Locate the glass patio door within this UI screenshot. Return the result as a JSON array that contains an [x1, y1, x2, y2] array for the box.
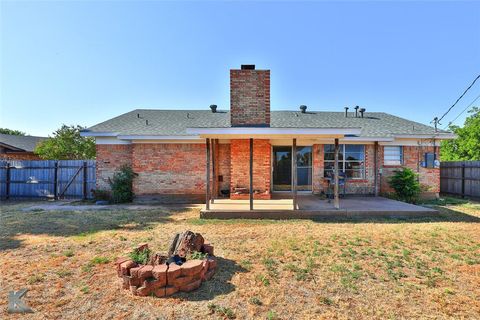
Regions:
[[272, 146, 312, 192]]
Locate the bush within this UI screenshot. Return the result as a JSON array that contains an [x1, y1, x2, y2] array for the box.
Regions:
[[388, 168, 421, 203], [108, 165, 137, 203]]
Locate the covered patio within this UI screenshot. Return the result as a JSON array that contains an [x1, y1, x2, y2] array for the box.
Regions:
[[199, 195, 437, 219]]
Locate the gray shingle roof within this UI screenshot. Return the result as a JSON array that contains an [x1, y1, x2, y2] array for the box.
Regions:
[[0, 134, 46, 152], [84, 109, 449, 138]]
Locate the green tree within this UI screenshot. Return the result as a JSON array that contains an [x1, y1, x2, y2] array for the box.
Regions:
[[0, 128, 26, 136], [441, 107, 480, 161], [34, 125, 95, 159]]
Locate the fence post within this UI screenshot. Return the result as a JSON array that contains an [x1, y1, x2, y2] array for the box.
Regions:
[[461, 163, 465, 198], [53, 161, 58, 200], [6, 162, 10, 200], [83, 161, 88, 200]]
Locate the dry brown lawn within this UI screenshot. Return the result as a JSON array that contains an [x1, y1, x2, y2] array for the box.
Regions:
[[0, 199, 479, 319]]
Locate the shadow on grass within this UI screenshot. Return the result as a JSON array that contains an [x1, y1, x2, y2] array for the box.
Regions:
[[191, 205, 480, 224], [174, 257, 248, 301], [0, 205, 184, 251]]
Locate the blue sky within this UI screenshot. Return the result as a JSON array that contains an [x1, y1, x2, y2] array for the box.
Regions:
[[1, 1, 479, 136]]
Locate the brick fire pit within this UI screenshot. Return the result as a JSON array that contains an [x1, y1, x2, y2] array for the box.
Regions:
[[115, 232, 216, 297]]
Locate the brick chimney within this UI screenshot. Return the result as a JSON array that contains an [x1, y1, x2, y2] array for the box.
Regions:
[[230, 65, 270, 127]]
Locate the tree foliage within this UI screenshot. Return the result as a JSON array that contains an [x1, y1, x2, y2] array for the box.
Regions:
[[388, 168, 421, 203], [441, 107, 480, 161], [0, 128, 26, 136], [34, 125, 95, 160]]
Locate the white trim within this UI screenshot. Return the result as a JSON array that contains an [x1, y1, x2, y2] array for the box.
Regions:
[[95, 137, 131, 145], [80, 131, 119, 137], [117, 135, 201, 140], [394, 133, 456, 139], [187, 127, 362, 137]]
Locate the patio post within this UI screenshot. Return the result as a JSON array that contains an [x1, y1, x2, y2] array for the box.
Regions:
[[374, 141, 379, 196], [334, 138, 340, 209], [205, 138, 210, 210], [249, 138, 254, 211], [292, 138, 297, 210], [211, 139, 216, 204]]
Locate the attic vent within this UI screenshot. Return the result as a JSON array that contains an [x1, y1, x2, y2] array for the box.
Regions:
[[344, 107, 349, 118], [241, 64, 255, 70], [299, 105, 307, 113], [210, 104, 217, 113], [354, 106, 360, 118]]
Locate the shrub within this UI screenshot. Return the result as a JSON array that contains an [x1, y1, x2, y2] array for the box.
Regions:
[[388, 168, 421, 203], [108, 165, 137, 203]]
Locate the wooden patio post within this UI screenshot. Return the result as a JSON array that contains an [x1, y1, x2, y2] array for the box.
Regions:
[[374, 141, 379, 196], [334, 138, 340, 209], [211, 139, 216, 204], [205, 138, 211, 210], [249, 138, 254, 211], [292, 138, 297, 210]]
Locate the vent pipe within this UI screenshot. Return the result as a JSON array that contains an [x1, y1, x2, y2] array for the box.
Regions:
[[359, 108, 366, 118], [300, 105, 307, 113], [210, 104, 217, 113], [344, 107, 349, 118], [354, 106, 360, 118]]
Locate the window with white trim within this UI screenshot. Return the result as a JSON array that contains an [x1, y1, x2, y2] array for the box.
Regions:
[[384, 146, 403, 165], [324, 144, 365, 179]]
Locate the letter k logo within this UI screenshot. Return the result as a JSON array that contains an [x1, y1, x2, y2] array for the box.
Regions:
[[8, 289, 33, 313]]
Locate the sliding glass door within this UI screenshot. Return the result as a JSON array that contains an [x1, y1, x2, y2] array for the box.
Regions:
[[272, 146, 312, 192]]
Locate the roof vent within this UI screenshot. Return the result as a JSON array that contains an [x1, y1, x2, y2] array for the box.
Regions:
[[300, 105, 307, 113], [241, 64, 255, 70], [354, 106, 360, 118], [359, 108, 366, 118], [210, 104, 217, 113], [344, 106, 349, 118]]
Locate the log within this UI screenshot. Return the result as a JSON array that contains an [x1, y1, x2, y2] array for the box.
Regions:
[[168, 231, 205, 258]]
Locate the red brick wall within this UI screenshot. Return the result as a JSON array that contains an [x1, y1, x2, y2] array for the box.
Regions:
[[96, 144, 132, 190], [132, 143, 206, 195], [380, 145, 440, 197], [230, 139, 271, 199], [0, 152, 42, 160], [230, 69, 270, 127], [216, 143, 231, 195]]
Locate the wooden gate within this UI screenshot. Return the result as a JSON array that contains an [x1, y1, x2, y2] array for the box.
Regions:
[[0, 160, 95, 200]]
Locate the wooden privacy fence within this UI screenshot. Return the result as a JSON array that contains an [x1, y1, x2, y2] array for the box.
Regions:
[[440, 161, 480, 199], [0, 160, 95, 200]]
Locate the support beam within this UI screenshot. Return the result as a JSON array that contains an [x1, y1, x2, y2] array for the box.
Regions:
[[211, 139, 216, 204], [374, 141, 379, 196], [249, 138, 254, 211], [205, 138, 210, 210], [292, 138, 297, 210], [334, 138, 340, 209]]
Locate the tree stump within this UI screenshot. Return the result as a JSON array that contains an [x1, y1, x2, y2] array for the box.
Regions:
[[168, 231, 205, 258]]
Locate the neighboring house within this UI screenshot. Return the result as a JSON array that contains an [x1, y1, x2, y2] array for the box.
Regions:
[[0, 133, 46, 160], [82, 65, 454, 201]]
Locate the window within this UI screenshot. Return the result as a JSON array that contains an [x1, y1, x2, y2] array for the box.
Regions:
[[384, 146, 403, 165], [324, 144, 365, 179]]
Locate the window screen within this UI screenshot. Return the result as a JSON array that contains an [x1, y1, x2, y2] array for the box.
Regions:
[[384, 146, 403, 165]]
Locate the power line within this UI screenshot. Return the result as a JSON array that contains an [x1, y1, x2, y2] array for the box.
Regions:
[[437, 74, 480, 123], [442, 93, 480, 129]]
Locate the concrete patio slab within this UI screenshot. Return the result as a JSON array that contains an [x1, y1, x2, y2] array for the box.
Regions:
[[200, 196, 438, 219]]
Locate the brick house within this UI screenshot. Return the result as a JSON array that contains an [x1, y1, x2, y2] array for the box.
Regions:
[[82, 65, 454, 204], [0, 133, 45, 160]]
